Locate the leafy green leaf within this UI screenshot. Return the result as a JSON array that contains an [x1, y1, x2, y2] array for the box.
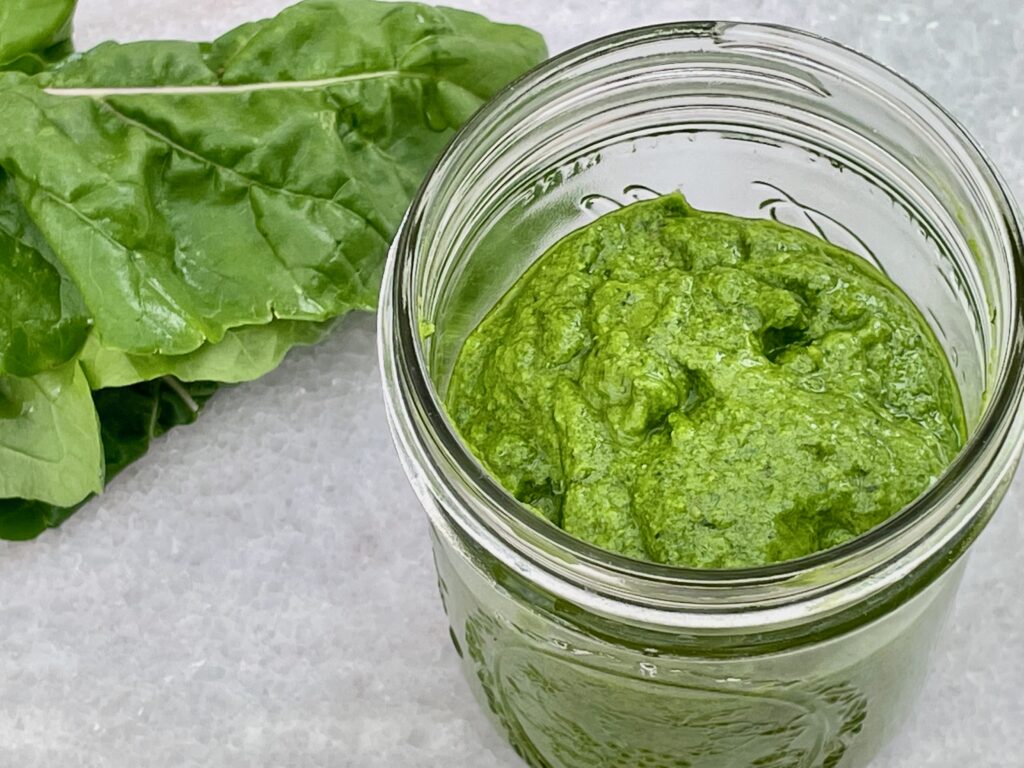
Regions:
[[0, 362, 102, 506], [81, 319, 335, 388], [1, 39, 74, 76], [92, 377, 219, 478], [0, 0, 546, 539], [0, 0, 545, 357], [0, 172, 90, 376], [0, 498, 71, 540], [0, 377, 218, 540], [0, 0, 76, 69]]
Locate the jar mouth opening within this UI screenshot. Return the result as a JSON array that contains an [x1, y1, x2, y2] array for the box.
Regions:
[[386, 21, 1024, 592]]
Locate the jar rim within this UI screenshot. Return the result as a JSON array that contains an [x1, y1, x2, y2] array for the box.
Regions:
[[381, 20, 1024, 622]]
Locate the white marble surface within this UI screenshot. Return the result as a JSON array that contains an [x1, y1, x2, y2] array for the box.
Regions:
[[2, 1, 1021, 766]]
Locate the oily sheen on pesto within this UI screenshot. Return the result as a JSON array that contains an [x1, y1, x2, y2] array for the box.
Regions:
[[447, 193, 965, 568]]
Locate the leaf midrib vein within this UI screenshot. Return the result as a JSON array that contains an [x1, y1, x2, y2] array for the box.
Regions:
[[43, 69, 429, 97]]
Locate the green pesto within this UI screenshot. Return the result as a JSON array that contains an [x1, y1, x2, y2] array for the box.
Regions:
[[446, 193, 965, 568]]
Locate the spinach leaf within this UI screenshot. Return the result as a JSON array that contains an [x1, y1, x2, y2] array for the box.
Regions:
[[93, 378, 219, 478], [0, 0, 545, 358], [0, 0, 546, 539], [0, 378, 218, 540], [1, 39, 75, 76], [0, 362, 102, 506], [0, 172, 89, 377], [0, 2, 86, 378], [81, 320, 335, 388], [0, 0, 76, 71]]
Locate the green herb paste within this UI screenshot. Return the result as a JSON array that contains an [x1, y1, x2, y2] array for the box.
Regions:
[[446, 193, 965, 568]]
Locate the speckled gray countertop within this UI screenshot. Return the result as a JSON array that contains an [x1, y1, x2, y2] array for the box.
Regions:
[[1, 1, 1020, 766]]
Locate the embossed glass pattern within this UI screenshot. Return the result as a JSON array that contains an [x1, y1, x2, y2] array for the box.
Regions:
[[380, 22, 1024, 768]]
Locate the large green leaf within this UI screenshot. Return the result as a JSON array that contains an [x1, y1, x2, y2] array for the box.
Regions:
[[0, 172, 89, 376], [0, 362, 102, 506], [0, 378, 218, 540], [0, 0, 546, 358], [81, 319, 335, 388], [0, 0, 76, 70], [0, 0, 545, 539]]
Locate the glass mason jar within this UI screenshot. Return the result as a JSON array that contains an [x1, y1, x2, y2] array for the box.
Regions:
[[379, 22, 1024, 768]]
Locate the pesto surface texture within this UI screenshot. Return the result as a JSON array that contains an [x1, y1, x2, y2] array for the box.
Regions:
[[446, 193, 965, 568]]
